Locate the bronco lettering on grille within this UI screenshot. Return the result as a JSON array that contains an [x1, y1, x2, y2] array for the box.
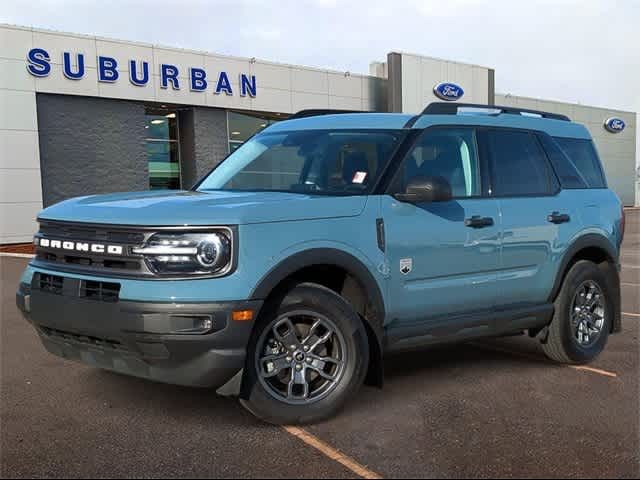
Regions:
[[36, 237, 124, 256]]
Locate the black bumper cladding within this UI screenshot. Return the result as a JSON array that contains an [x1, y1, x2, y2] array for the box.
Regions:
[[16, 275, 262, 388]]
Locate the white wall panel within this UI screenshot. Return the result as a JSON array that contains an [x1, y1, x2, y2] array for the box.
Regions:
[[0, 169, 42, 203], [251, 62, 291, 91], [0, 58, 36, 91], [292, 91, 329, 111], [0, 203, 40, 243], [291, 68, 328, 95], [0, 130, 39, 169], [328, 73, 362, 99], [0, 90, 38, 131], [0, 25, 33, 61]]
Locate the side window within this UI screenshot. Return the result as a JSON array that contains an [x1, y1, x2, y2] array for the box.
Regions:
[[553, 137, 606, 188], [537, 134, 588, 189], [395, 127, 481, 198], [487, 130, 557, 196]]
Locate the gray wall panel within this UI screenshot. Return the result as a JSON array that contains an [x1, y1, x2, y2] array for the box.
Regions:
[[191, 107, 229, 186], [36, 93, 147, 207]]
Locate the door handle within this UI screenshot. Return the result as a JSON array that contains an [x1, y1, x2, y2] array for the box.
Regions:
[[547, 211, 571, 224], [464, 216, 494, 228]]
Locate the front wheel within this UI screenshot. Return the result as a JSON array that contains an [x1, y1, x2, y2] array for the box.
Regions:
[[542, 260, 613, 364], [240, 283, 369, 425]]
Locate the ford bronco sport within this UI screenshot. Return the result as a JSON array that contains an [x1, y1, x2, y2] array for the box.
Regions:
[[17, 102, 624, 425]]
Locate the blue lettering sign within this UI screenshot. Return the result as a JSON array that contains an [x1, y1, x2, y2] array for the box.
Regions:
[[161, 64, 180, 90], [215, 71, 233, 95], [25, 47, 258, 98], [129, 60, 149, 86], [98, 56, 119, 82], [26, 48, 51, 77], [240, 74, 256, 97], [190, 68, 207, 92], [62, 52, 85, 80]]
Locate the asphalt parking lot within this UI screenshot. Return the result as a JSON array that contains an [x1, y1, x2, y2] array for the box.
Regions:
[[1, 210, 638, 478]]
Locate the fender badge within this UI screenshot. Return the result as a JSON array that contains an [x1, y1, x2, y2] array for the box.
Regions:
[[400, 258, 413, 275]]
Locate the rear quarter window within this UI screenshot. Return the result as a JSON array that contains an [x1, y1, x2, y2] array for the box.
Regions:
[[553, 137, 607, 188]]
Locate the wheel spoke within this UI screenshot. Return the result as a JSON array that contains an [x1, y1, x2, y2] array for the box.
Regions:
[[272, 318, 300, 350], [307, 354, 342, 381], [287, 367, 309, 400], [261, 354, 291, 378], [308, 330, 333, 352], [301, 320, 323, 345], [585, 292, 598, 309]]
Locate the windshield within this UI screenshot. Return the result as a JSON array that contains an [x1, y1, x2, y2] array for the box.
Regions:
[[196, 129, 405, 195]]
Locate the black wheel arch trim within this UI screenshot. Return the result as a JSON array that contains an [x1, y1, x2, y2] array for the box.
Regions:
[[249, 248, 386, 342], [548, 233, 621, 333]]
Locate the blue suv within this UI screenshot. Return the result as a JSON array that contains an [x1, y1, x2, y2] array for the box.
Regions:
[[16, 103, 624, 424]]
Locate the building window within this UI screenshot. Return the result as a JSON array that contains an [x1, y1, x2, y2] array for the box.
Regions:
[[146, 108, 181, 189], [228, 111, 283, 153]]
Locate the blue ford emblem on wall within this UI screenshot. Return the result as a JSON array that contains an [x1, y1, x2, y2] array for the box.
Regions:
[[604, 117, 625, 133], [434, 82, 464, 101]]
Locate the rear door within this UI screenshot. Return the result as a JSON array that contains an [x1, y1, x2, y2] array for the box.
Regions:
[[484, 128, 574, 306]]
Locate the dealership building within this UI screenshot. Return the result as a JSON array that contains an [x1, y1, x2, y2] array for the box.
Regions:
[[0, 23, 637, 244]]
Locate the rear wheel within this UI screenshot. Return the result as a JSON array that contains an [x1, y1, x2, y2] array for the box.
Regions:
[[241, 283, 369, 425], [542, 260, 613, 364]]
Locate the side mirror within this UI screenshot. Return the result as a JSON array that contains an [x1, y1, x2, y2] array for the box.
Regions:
[[394, 176, 453, 203]]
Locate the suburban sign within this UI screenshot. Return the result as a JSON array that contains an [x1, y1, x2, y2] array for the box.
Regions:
[[26, 48, 257, 97]]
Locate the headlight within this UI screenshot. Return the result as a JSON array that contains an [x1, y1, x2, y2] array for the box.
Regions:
[[133, 231, 232, 276]]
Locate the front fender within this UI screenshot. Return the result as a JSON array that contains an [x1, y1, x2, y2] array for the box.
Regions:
[[250, 245, 387, 337]]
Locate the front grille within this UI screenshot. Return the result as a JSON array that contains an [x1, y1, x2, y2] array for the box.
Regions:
[[80, 280, 121, 303], [33, 273, 121, 302], [39, 326, 129, 352], [38, 273, 64, 294], [39, 222, 145, 244], [34, 220, 150, 276]]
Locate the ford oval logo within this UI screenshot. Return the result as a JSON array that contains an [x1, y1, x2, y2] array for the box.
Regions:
[[604, 117, 625, 133], [434, 82, 464, 101]]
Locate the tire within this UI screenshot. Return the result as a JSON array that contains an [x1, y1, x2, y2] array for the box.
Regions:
[[542, 260, 613, 364], [240, 283, 369, 425]]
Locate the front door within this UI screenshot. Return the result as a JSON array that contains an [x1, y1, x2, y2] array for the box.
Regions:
[[382, 127, 501, 327]]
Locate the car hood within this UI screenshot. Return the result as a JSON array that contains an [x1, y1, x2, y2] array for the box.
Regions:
[[37, 190, 368, 226]]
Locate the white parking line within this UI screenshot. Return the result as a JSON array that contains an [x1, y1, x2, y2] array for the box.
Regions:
[[470, 343, 618, 378], [571, 366, 617, 377], [0, 252, 35, 259], [283, 426, 383, 479]]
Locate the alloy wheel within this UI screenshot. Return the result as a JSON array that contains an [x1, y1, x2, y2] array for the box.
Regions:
[[255, 310, 347, 405]]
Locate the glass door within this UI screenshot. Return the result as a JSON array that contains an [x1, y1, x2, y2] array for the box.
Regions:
[[145, 108, 181, 189]]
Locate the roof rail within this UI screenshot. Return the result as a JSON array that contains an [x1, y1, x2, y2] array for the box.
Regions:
[[289, 109, 363, 120], [422, 102, 571, 122]]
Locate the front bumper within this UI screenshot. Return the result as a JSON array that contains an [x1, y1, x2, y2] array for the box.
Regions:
[[16, 277, 262, 388]]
